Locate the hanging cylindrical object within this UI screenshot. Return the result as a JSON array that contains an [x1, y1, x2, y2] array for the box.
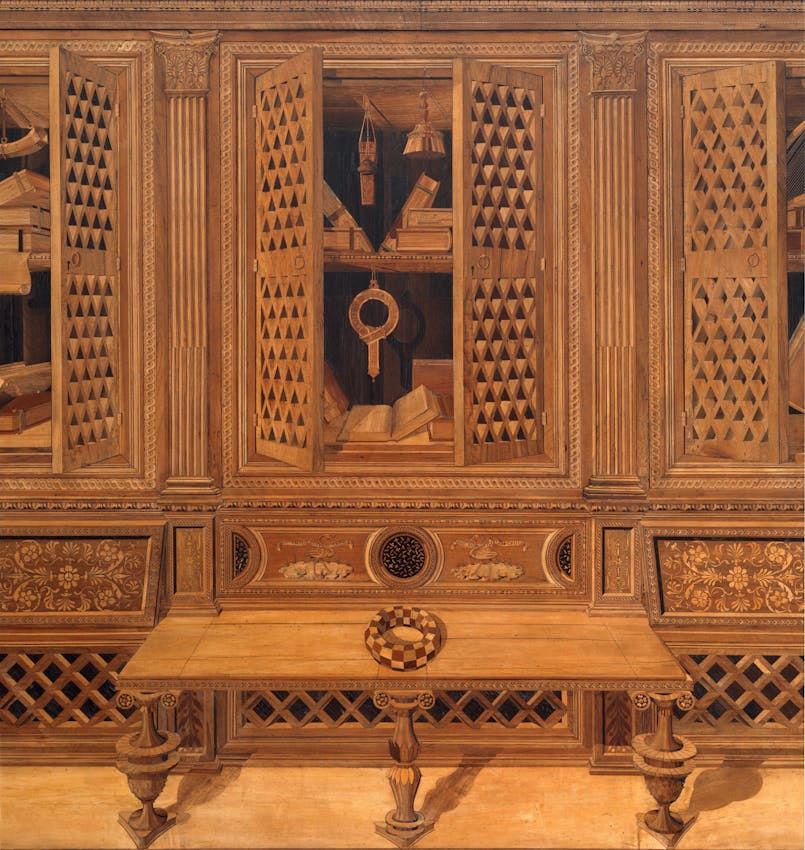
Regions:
[[358, 97, 377, 206], [403, 87, 445, 161]]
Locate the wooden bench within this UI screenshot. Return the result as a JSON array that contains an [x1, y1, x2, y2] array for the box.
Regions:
[[114, 605, 696, 849]]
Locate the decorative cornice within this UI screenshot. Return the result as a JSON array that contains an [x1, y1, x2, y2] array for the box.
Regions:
[[152, 30, 220, 95], [0, 1, 801, 12], [580, 31, 646, 91]]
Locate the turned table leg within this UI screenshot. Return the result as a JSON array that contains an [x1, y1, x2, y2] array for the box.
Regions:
[[373, 690, 435, 848], [631, 691, 698, 848], [115, 691, 182, 849]]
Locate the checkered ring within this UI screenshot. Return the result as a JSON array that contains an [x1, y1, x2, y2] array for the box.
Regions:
[[364, 606, 444, 671]]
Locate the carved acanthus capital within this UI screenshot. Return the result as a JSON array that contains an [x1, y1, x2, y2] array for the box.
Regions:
[[581, 31, 647, 92], [152, 30, 220, 95]]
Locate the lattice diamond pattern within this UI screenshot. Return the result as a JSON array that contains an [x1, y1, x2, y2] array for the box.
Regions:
[[64, 72, 115, 251], [241, 689, 568, 730], [257, 273, 309, 449], [469, 276, 540, 447], [689, 276, 769, 446], [470, 80, 538, 250], [0, 651, 136, 728], [675, 654, 803, 731], [257, 76, 308, 253], [64, 274, 117, 451], [687, 82, 767, 255]]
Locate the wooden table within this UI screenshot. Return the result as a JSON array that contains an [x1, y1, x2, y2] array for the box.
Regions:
[[114, 605, 693, 849]]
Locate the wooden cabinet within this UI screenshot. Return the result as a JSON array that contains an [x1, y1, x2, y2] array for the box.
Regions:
[[0, 46, 145, 476], [245, 49, 558, 472]]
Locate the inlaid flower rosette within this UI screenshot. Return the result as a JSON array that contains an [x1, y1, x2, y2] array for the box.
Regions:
[[657, 539, 804, 615], [0, 538, 147, 613]]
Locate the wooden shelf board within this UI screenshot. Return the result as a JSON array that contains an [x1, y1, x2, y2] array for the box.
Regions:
[[325, 252, 452, 274]]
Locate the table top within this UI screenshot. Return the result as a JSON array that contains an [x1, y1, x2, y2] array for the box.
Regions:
[[116, 604, 689, 692]]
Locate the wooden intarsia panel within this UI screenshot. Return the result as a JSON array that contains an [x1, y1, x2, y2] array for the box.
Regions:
[[0, 650, 136, 728], [656, 538, 803, 615], [675, 654, 803, 732], [468, 276, 541, 453], [241, 688, 569, 731], [0, 538, 151, 616], [682, 61, 786, 461], [53, 48, 121, 471], [457, 61, 544, 464], [254, 48, 323, 471]]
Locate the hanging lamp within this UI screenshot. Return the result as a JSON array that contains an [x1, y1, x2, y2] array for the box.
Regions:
[[403, 76, 445, 161]]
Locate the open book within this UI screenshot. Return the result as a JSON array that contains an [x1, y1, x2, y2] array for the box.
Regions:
[[337, 384, 441, 443]]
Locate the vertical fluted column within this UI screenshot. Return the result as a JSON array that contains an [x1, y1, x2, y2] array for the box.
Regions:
[[154, 30, 219, 491], [582, 33, 646, 497], [154, 31, 220, 615]]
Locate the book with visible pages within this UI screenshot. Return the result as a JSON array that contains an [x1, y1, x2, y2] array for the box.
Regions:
[[0, 169, 50, 208], [0, 230, 50, 253], [336, 384, 441, 443], [380, 173, 439, 252], [0, 206, 51, 230], [402, 207, 452, 228], [322, 180, 373, 253]]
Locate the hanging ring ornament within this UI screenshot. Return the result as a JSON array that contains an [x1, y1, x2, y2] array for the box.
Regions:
[[348, 274, 400, 380]]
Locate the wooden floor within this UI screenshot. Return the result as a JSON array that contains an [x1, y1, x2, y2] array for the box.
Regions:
[[1, 763, 801, 849]]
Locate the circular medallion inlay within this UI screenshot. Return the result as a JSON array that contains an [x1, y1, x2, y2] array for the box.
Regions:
[[365, 526, 443, 589]]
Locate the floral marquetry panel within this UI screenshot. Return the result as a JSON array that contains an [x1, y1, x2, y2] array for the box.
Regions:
[[0, 528, 163, 626], [655, 538, 803, 618]]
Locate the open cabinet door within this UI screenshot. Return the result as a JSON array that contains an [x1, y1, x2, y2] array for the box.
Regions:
[[50, 47, 121, 472], [254, 48, 324, 472], [453, 60, 545, 466], [682, 61, 787, 462]]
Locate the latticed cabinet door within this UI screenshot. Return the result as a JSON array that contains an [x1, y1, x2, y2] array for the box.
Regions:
[[253, 48, 324, 472], [681, 61, 788, 462], [453, 60, 546, 466], [50, 48, 122, 472]]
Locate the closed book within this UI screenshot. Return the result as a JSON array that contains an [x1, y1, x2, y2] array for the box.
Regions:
[[0, 206, 51, 229], [394, 226, 451, 253], [0, 169, 50, 208], [0, 390, 52, 432], [380, 173, 439, 252], [403, 207, 452, 228]]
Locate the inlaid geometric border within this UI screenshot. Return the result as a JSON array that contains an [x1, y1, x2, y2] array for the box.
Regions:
[[0, 39, 157, 492], [219, 39, 580, 495], [645, 38, 804, 492]]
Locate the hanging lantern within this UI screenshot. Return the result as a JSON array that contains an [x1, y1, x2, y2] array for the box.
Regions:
[[358, 97, 377, 206], [403, 86, 445, 161]]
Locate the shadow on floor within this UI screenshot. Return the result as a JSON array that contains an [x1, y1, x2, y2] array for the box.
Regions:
[[686, 762, 764, 815], [420, 750, 497, 825], [168, 765, 243, 825]]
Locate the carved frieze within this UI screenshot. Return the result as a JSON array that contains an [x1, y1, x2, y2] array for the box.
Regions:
[[656, 539, 804, 615]]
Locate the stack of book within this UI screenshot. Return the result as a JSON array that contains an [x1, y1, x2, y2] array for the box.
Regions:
[[0, 169, 50, 295], [380, 173, 451, 254]]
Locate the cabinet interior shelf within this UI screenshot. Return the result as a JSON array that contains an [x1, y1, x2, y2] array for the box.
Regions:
[[324, 252, 452, 274]]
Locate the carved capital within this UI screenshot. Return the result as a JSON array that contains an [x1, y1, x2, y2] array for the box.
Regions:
[[152, 30, 220, 95], [581, 31, 647, 92]]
